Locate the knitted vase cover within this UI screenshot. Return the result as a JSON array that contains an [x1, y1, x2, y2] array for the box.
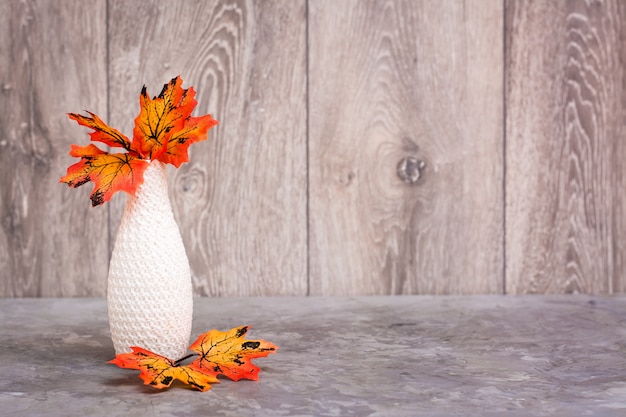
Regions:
[[107, 161, 193, 360]]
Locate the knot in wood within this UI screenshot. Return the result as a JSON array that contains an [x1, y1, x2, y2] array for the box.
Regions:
[[396, 157, 425, 185], [336, 166, 356, 186]]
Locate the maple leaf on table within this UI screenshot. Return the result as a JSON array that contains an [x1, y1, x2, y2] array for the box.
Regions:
[[109, 347, 218, 392], [109, 326, 278, 391], [60, 76, 219, 206], [189, 326, 279, 381]]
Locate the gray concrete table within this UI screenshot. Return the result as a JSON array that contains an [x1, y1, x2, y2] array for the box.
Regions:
[[1, 296, 626, 416]]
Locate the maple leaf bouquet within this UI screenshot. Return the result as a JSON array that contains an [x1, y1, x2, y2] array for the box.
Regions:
[[61, 77, 217, 360]]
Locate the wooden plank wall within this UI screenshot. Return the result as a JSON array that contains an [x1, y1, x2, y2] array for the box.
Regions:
[[0, 0, 624, 297], [106, 0, 308, 297], [506, 0, 626, 294], [308, 0, 504, 295], [0, 0, 110, 297]]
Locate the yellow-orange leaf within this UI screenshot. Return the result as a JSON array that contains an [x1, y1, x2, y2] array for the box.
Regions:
[[60, 144, 149, 207], [68, 112, 133, 151], [109, 326, 278, 391], [62, 76, 218, 206], [131, 76, 218, 165], [158, 113, 219, 168], [109, 347, 218, 392], [189, 326, 279, 381]]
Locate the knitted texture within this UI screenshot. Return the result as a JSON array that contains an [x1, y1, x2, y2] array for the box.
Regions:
[[107, 161, 193, 360]]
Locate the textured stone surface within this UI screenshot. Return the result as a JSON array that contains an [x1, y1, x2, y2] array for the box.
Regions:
[[1, 296, 626, 416]]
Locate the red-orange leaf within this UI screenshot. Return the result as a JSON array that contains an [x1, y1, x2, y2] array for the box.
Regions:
[[188, 326, 279, 381], [109, 347, 218, 392], [60, 144, 149, 207], [158, 113, 219, 167], [62, 76, 218, 206], [68, 112, 133, 151], [131, 76, 218, 164], [109, 326, 278, 391]]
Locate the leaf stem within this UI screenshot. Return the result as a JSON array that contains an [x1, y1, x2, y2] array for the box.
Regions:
[[174, 353, 199, 366]]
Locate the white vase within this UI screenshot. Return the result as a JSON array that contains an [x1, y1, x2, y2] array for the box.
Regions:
[[107, 161, 193, 360]]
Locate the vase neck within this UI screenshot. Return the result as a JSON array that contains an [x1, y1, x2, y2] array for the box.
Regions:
[[134, 161, 169, 202]]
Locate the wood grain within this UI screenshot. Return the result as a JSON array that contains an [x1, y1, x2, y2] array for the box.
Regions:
[[308, 0, 504, 295], [505, 0, 626, 294], [0, 0, 109, 296], [108, 0, 308, 296], [3, 0, 625, 297]]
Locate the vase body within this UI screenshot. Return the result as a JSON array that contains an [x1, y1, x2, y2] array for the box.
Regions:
[[107, 161, 193, 360]]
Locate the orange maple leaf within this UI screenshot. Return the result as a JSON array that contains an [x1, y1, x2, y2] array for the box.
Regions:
[[157, 113, 220, 167], [109, 347, 219, 392], [60, 144, 149, 207], [189, 326, 279, 381], [131, 76, 218, 166], [109, 326, 278, 391], [60, 76, 218, 206], [68, 111, 134, 151]]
